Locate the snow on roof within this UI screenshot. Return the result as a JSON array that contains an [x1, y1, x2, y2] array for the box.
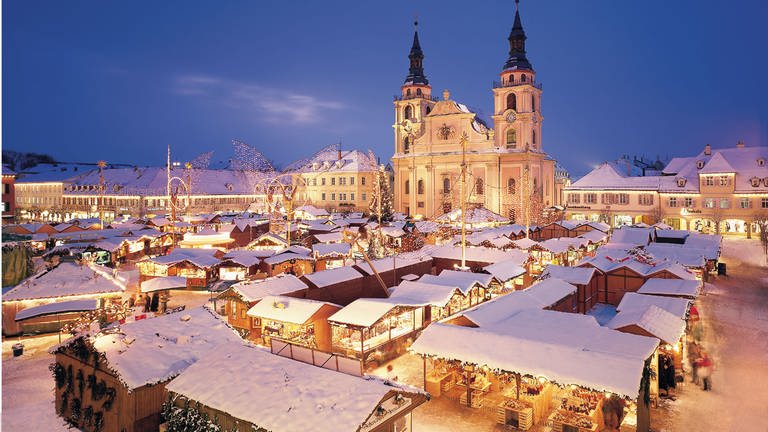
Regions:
[[414, 220, 439, 233], [302, 266, 364, 288], [15, 299, 98, 321], [288, 149, 378, 174], [263, 252, 315, 265], [607, 305, 685, 345], [436, 206, 509, 225], [294, 205, 330, 218], [228, 274, 308, 302], [246, 295, 338, 324], [4, 262, 125, 302], [586, 221, 612, 232], [567, 163, 661, 191], [616, 293, 691, 320], [165, 343, 408, 432], [221, 250, 266, 268], [699, 152, 736, 174], [636, 279, 700, 299], [73, 307, 241, 390], [354, 255, 432, 275], [380, 226, 406, 238], [644, 244, 707, 268], [388, 281, 460, 308], [252, 232, 289, 246], [578, 230, 608, 244], [429, 245, 529, 266], [541, 265, 596, 285], [680, 233, 722, 259], [609, 227, 653, 247], [536, 238, 581, 254], [482, 260, 526, 281], [410, 318, 657, 399], [141, 276, 188, 293], [523, 278, 577, 307], [313, 232, 344, 243], [510, 237, 539, 249], [419, 270, 494, 295], [313, 242, 351, 257], [147, 248, 221, 268], [328, 298, 399, 327]]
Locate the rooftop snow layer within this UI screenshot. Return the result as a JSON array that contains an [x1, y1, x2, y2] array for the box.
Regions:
[[246, 296, 338, 324], [228, 274, 308, 302], [636, 279, 700, 299], [606, 304, 686, 345], [4, 262, 125, 301]]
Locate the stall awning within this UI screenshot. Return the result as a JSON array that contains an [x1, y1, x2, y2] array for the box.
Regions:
[[141, 276, 187, 293], [15, 299, 98, 321]]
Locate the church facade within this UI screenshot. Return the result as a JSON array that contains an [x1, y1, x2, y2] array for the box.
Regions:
[[391, 4, 564, 220]]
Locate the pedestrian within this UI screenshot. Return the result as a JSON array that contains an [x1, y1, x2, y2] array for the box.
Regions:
[[386, 364, 398, 382], [697, 352, 714, 391], [143, 293, 151, 313], [150, 292, 159, 312], [689, 342, 701, 385]]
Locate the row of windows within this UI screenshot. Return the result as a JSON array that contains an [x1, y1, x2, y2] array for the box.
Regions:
[[669, 197, 768, 209], [56, 196, 254, 208], [311, 176, 366, 187], [567, 193, 652, 206], [702, 175, 732, 187], [405, 178, 527, 196], [320, 192, 364, 202]]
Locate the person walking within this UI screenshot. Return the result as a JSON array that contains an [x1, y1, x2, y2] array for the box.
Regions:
[[697, 352, 714, 391], [689, 342, 701, 385], [143, 293, 151, 313]]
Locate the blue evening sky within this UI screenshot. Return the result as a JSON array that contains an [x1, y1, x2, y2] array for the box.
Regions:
[[4, 0, 767, 177]]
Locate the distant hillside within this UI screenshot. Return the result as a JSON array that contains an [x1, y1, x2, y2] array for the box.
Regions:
[[2, 150, 57, 171]]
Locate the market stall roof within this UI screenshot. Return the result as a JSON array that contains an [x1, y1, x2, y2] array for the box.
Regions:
[[227, 274, 308, 302], [312, 242, 351, 257], [165, 343, 421, 432], [636, 279, 700, 299], [429, 245, 529, 267], [302, 266, 363, 288], [482, 260, 526, 282], [410, 320, 657, 399], [607, 227, 654, 248], [419, 270, 495, 294], [246, 296, 338, 325], [606, 305, 686, 345], [55, 306, 241, 390], [400, 273, 420, 282], [221, 250, 269, 268], [616, 293, 691, 320], [327, 298, 401, 328], [578, 230, 609, 244], [141, 276, 187, 293], [388, 281, 459, 308], [3, 262, 126, 302], [644, 244, 707, 268], [313, 232, 344, 243], [541, 265, 597, 285], [263, 252, 315, 266], [354, 255, 432, 275], [146, 248, 221, 268], [523, 278, 577, 306], [510, 237, 539, 250], [15, 299, 98, 321]]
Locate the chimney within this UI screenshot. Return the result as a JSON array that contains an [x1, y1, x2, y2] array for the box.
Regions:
[[736, 140, 745, 149], [704, 144, 711, 156], [337, 149, 342, 160]]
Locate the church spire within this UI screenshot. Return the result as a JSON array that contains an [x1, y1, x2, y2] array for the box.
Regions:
[[404, 20, 429, 85], [504, 0, 533, 71]]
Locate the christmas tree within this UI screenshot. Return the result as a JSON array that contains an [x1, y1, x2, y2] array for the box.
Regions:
[[369, 167, 394, 222]]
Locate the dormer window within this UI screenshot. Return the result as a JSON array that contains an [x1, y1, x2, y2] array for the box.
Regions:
[[335, 160, 344, 169], [751, 177, 761, 187], [696, 160, 705, 169], [677, 178, 687, 187], [758, 158, 765, 167], [323, 161, 331, 169], [312, 162, 319, 170], [763, 177, 768, 186], [225, 183, 234, 192]]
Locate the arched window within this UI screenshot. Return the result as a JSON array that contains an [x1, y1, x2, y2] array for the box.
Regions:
[[475, 178, 484, 195], [507, 178, 516, 194], [531, 95, 536, 112], [416, 88, 423, 96], [506, 93, 517, 111], [532, 130, 537, 145], [404, 105, 413, 120], [506, 129, 517, 148], [443, 177, 450, 194], [426, 106, 432, 115], [417, 179, 425, 194], [406, 89, 411, 96], [508, 74, 515, 84], [403, 136, 411, 153], [404, 180, 410, 194], [521, 73, 527, 82]]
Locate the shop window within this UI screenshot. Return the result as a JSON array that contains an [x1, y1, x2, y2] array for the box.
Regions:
[[704, 198, 715, 208], [719, 198, 729, 209]]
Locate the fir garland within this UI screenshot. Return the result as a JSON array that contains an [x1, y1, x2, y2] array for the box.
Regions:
[[50, 362, 67, 389], [102, 388, 116, 411]]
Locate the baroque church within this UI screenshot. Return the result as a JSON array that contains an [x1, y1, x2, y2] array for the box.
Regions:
[[391, 2, 566, 220]]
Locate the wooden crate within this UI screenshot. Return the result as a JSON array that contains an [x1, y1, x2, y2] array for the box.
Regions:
[[496, 403, 533, 430], [460, 390, 484, 408]]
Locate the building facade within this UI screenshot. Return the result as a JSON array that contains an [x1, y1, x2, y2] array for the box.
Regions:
[[564, 143, 768, 235], [292, 148, 379, 213], [391, 6, 559, 220], [2, 165, 15, 222]]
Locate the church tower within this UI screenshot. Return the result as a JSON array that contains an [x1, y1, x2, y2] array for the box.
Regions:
[[393, 21, 436, 156], [491, 0, 544, 153]]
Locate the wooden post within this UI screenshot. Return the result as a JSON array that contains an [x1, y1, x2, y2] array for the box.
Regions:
[[423, 356, 427, 391], [465, 365, 472, 407], [516, 373, 521, 400]]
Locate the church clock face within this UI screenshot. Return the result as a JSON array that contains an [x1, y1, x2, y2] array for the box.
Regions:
[[506, 111, 517, 122]]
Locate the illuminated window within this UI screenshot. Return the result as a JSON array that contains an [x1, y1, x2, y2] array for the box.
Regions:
[[506, 129, 517, 148]]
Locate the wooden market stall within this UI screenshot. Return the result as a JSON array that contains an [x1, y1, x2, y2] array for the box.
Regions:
[[246, 295, 340, 351]]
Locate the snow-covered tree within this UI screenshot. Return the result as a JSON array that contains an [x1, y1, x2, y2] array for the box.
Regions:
[[369, 167, 393, 222]]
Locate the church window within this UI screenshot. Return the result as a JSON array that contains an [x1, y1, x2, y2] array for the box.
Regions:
[[403, 136, 411, 153], [506, 93, 517, 111], [426, 106, 432, 115], [508, 74, 515, 85], [406, 89, 411, 96], [404, 180, 410, 195], [475, 178, 484, 195], [521, 73, 527, 82], [531, 95, 536, 112], [417, 179, 425, 194], [416, 88, 423, 96], [507, 178, 516, 194], [404, 105, 413, 120], [506, 129, 517, 148], [532, 130, 537, 145], [443, 177, 450, 194]]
